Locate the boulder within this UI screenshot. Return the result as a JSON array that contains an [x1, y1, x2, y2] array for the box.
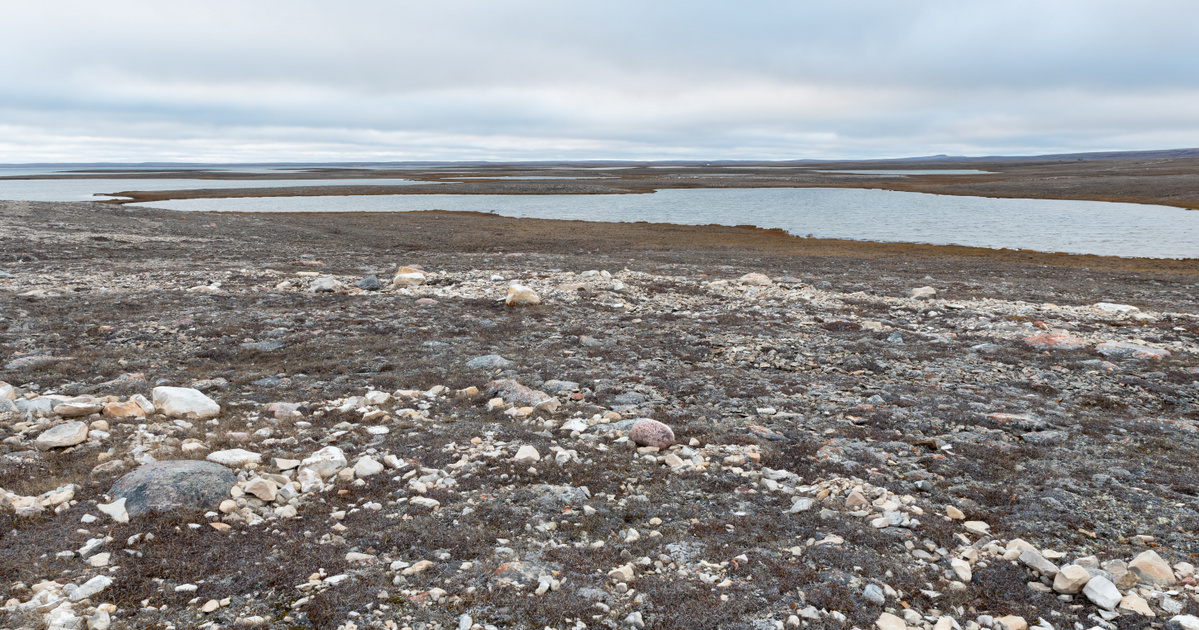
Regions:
[[110, 460, 237, 517], [36, 421, 90, 450], [629, 419, 675, 449], [152, 387, 221, 419], [908, 286, 937, 300], [1129, 550, 1178, 586], [355, 275, 383, 291]]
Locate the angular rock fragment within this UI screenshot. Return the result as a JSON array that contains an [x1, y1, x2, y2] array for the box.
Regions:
[[152, 386, 221, 419]]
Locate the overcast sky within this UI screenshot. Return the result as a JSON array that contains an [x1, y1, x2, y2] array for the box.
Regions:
[[2, 1, 1198, 163]]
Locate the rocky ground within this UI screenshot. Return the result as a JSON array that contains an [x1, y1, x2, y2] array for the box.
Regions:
[[1, 200, 1199, 630]]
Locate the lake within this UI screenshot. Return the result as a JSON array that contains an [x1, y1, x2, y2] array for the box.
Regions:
[[116, 187, 1199, 259], [3, 168, 1196, 258]]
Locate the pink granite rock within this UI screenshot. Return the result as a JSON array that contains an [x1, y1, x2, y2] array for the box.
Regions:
[[629, 419, 675, 449]]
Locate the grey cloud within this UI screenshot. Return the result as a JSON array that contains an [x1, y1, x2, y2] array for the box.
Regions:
[[2, 1, 1198, 162]]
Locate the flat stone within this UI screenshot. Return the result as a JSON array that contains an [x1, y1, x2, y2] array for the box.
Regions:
[[1129, 549, 1177, 586], [36, 421, 89, 449], [1119, 593, 1155, 616], [206, 449, 262, 468], [1096, 341, 1170, 360], [908, 286, 937, 300], [53, 398, 103, 417], [1083, 575, 1122, 610], [152, 386, 221, 419], [1024, 331, 1086, 351], [109, 460, 237, 517], [467, 354, 513, 370], [1094, 302, 1140, 315], [740, 273, 772, 286], [1019, 548, 1060, 577], [963, 520, 991, 537], [628, 419, 675, 449]]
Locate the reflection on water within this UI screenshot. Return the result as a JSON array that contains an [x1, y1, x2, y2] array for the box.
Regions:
[[125, 187, 1199, 259]]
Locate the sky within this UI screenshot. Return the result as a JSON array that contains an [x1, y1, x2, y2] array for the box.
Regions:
[[2, 1, 1198, 163]]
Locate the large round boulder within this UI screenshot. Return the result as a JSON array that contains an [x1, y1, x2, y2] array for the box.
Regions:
[[109, 460, 237, 518]]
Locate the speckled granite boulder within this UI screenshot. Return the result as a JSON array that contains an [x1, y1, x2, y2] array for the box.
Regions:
[[109, 460, 237, 518]]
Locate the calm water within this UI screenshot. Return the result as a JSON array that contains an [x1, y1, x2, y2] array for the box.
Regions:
[[115, 187, 1199, 259], [0, 176, 427, 201], [813, 169, 993, 176]]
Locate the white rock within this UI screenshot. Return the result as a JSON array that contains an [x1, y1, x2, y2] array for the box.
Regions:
[[308, 276, 344, 293], [300, 446, 347, 478], [909, 286, 937, 300], [877, 612, 907, 630], [243, 477, 277, 501], [87, 552, 111, 567], [514, 445, 540, 463], [207, 449, 262, 468], [951, 558, 973, 582], [505, 284, 541, 306], [130, 394, 155, 415], [97, 498, 129, 523], [1093, 302, 1140, 315], [353, 457, 384, 477], [69, 575, 113, 601], [392, 267, 426, 287], [1082, 575, 1121, 610], [152, 387, 220, 419], [36, 421, 90, 450], [740, 273, 772, 286], [88, 609, 112, 630], [1170, 615, 1199, 630], [608, 563, 635, 583], [45, 605, 82, 630]]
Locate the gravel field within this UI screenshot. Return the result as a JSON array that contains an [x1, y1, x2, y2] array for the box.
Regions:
[[1, 200, 1198, 630]]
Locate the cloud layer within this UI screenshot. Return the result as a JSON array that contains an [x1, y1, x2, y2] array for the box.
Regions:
[[3, 1, 1198, 162]]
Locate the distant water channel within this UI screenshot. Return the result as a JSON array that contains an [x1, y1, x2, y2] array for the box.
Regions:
[[113, 187, 1199, 259]]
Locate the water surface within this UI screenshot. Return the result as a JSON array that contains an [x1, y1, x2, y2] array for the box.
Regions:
[[126, 187, 1199, 259]]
